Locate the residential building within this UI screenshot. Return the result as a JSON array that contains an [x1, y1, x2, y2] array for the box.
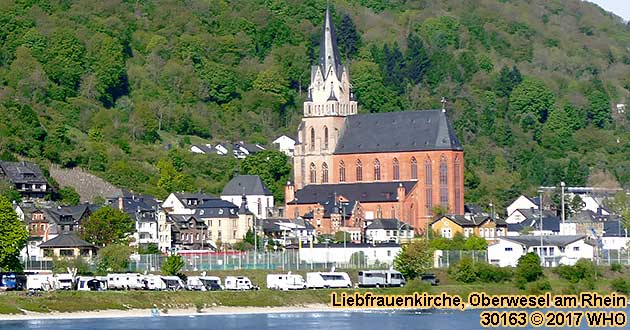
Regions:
[[288, 5, 464, 235], [506, 208, 556, 224], [162, 193, 217, 215], [261, 218, 315, 245], [273, 135, 296, 156], [506, 212, 561, 236], [488, 235, 594, 267], [365, 219, 414, 244], [44, 203, 99, 235], [221, 175, 274, 219], [430, 215, 507, 241], [298, 243, 401, 266], [233, 141, 265, 159], [506, 195, 539, 217], [39, 232, 97, 260], [601, 220, 630, 250], [108, 193, 160, 249], [0, 161, 48, 200], [190, 144, 214, 154]]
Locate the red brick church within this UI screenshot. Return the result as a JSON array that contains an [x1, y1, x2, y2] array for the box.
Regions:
[[285, 6, 464, 237]]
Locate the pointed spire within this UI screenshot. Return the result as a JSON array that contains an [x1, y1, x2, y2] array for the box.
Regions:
[[319, 3, 343, 80]]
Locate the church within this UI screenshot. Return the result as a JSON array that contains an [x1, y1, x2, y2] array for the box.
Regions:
[[284, 6, 464, 238]]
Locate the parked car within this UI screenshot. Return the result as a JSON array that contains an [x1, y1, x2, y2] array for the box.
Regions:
[[420, 273, 439, 286], [357, 270, 406, 288], [266, 273, 307, 290], [224, 276, 258, 290], [306, 272, 352, 289]]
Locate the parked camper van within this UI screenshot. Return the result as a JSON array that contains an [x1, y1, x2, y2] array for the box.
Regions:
[[77, 276, 108, 291], [224, 276, 258, 290], [107, 273, 144, 290], [54, 273, 75, 290], [357, 270, 406, 288], [26, 274, 54, 291], [187, 276, 223, 291], [266, 273, 307, 290], [161, 276, 185, 290], [306, 272, 352, 289]]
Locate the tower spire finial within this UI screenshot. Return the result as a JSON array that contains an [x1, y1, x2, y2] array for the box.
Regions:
[[319, 2, 342, 80]]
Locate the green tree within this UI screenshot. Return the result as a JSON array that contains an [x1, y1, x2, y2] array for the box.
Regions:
[[0, 195, 28, 271], [515, 252, 544, 286], [157, 158, 191, 195], [405, 34, 430, 84], [96, 244, 133, 274], [45, 30, 85, 97], [541, 106, 573, 151], [463, 235, 488, 250], [87, 33, 125, 102], [334, 231, 351, 243], [509, 78, 555, 124], [496, 65, 522, 98], [337, 13, 361, 59], [449, 257, 477, 283], [161, 255, 185, 276], [81, 206, 135, 247], [198, 59, 239, 104], [138, 243, 160, 255], [0, 180, 21, 203], [607, 192, 630, 235], [586, 90, 611, 128], [253, 69, 289, 104], [240, 150, 291, 201], [58, 186, 81, 206], [393, 239, 432, 279]]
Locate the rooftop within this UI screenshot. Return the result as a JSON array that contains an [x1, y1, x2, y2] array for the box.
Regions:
[[39, 232, 95, 248], [221, 175, 272, 196], [292, 181, 416, 204]]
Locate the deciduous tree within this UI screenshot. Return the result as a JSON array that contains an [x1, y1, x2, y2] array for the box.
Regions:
[[0, 195, 28, 271], [81, 206, 135, 247], [394, 239, 432, 279]]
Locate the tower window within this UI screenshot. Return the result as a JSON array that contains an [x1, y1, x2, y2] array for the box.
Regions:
[[374, 159, 381, 181], [356, 160, 363, 181], [411, 157, 418, 180], [393, 158, 400, 180], [440, 155, 448, 209], [310, 163, 316, 184], [339, 161, 346, 182], [310, 127, 315, 151], [323, 126, 329, 150], [322, 162, 329, 183]]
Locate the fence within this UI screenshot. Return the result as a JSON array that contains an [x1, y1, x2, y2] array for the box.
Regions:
[[595, 249, 630, 265], [433, 250, 488, 268]]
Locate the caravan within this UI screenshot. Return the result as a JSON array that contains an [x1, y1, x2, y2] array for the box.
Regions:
[[107, 273, 144, 290], [54, 273, 75, 290], [144, 275, 185, 291], [77, 276, 108, 291], [357, 270, 406, 288], [26, 274, 55, 291], [187, 276, 223, 291], [266, 273, 307, 290], [224, 276, 258, 290], [306, 271, 352, 289]]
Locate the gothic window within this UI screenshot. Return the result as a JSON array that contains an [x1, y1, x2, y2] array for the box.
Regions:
[[310, 127, 315, 151], [356, 160, 363, 181], [323, 126, 329, 149], [439, 155, 448, 209], [309, 163, 316, 183], [322, 162, 329, 183], [411, 157, 418, 180], [339, 161, 346, 182], [454, 156, 461, 213], [425, 158, 432, 215], [374, 159, 381, 181], [393, 158, 400, 180]]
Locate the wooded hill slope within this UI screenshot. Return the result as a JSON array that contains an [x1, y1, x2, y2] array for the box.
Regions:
[[0, 0, 629, 210]]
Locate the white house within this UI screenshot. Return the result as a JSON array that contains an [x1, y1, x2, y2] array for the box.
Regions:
[[575, 195, 610, 216], [233, 142, 265, 159], [272, 135, 296, 157], [190, 144, 214, 154], [215, 143, 230, 156], [365, 219, 414, 244], [299, 243, 401, 266], [261, 218, 315, 245], [161, 193, 218, 215], [488, 235, 594, 267], [221, 175, 273, 219], [506, 195, 539, 217], [601, 220, 630, 250]]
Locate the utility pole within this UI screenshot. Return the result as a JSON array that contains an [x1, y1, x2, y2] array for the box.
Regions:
[[538, 188, 544, 266], [560, 181, 566, 223]]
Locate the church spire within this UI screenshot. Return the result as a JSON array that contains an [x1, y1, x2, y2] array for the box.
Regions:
[[318, 3, 342, 80]]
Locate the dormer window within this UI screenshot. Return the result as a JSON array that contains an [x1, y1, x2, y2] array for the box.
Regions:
[[219, 209, 224, 215]]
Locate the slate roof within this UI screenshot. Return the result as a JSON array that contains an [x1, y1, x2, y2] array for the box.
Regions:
[[39, 232, 95, 248], [367, 219, 413, 231], [44, 204, 98, 225], [0, 161, 47, 184], [222, 175, 272, 196], [568, 210, 611, 223], [191, 144, 213, 154], [194, 199, 240, 218], [334, 110, 463, 154], [434, 215, 506, 227], [603, 220, 626, 237], [262, 218, 315, 232], [317, 4, 343, 81], [291, 181, 416, 204], [500, 235, 587, 247], [507, 215, 561, 233]]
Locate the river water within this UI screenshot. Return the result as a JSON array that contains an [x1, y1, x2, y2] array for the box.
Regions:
[[0, 309, 624, 330]]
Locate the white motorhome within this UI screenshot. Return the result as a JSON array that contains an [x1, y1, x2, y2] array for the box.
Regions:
[[54, 273, 74, 290], [187, 276, 223, 291], [107, 273, 145, 290], [144, 274, 167, 290], [26, 274, 54, 291], [306, 271, 352, 289], [160, 276, 185, 290], [224, 276, 258, 290], [357, 270, 406, 288], [77, 276, 108, 291], [266, 273, 307, 290]]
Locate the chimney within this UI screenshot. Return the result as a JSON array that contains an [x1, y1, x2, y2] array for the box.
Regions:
[[118, 196, 123, 210], [396, 183, 406, 203], [285, 181, 295, 204]]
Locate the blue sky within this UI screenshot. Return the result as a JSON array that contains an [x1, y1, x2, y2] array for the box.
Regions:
[[587, 0, 630, 21]]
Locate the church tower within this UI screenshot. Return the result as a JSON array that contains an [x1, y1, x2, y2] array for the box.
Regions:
[[294, 5, 358, 189]]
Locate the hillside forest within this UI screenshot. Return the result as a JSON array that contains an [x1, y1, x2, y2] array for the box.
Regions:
[[0, 0, 629, 212]]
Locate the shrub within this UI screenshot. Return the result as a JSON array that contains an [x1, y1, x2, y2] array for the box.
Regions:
[[516, 252, 543, 283], [526, 280, 552, 294], [611, 278, 630, 294], [449, 257, 477, 283], [475, 262, 513, 282], [610, 263, 622, 272], [554, 259, 598, 283]]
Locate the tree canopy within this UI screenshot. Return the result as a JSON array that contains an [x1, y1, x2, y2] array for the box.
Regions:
[[81, 206, 135, 247], [0, 195, 28, 271]]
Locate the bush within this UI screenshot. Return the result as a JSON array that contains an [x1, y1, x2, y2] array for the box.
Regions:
[[554, 259, 598, 283], [449, 257, 477, 283], [610, 263, 622, 272], [516, 252, 543, 286], [448, 258, 512, 283], [526, 280, 552, 294], [611, 278, 630, 294], [475, 262, 513, 282], [402, 278, 431, 293]]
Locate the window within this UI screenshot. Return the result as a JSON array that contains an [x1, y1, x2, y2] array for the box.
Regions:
[[393, 158, 400, 180], [377, 206, 382, 218], [454, 156, 461, 212], [441, 228, 452, 238], [504, 247, 513, 252], [439, 155, 448, 209], [425, 159, 432, 215], [323, 126, 329, 149], [309, 163, 316, 183], [310, 127, 315, 151], [573, 246, 580, 251], [374, 159, 381, 181], [339, 161, 346, 182], [257, 198, 262, 215], [322, 162, 329, 183], [60, 249, 74, 257], [233, 230, 237, 238], [356, 160, 363, 181], [217, 231, 222, 239], [232, 219, 237, 227], [411, 157, 418, 180]]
